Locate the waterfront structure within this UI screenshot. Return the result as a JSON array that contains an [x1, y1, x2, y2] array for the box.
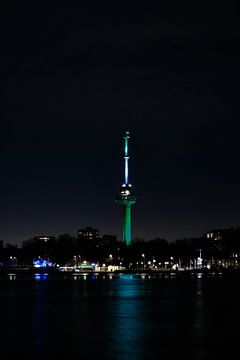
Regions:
[[115, 131, 137, 246]]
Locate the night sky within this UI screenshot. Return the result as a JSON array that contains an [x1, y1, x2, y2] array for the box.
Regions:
[[1, 1, 240, 244]]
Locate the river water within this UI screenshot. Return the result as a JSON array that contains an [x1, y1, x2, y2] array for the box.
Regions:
[[1, 272, 239, 360]]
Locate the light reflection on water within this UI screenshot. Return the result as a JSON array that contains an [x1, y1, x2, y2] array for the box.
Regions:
[[34, 274, 48, 281], [109, 278, 151, 359], [1, 273, 240, 359], [8, 273, 17, 281]]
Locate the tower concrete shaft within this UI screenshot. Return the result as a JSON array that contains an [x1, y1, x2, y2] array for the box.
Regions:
[[115, 131, 137, 246]]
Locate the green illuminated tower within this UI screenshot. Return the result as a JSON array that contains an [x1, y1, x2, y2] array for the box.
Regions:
[[115, 131, 137, 246]]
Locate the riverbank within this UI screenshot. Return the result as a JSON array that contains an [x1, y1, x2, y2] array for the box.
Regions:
[[1, 266, 240, 277]]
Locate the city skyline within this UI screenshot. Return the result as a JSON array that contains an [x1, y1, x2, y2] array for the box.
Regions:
[[1, 2, 240, 244]]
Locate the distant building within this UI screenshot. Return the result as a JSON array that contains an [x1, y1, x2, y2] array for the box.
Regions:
[[34, 236, 55, 243], [77, 227, 118, 250], [204, 228, 240, 254], [78, 227, 100, 241], [205, 228, 240, 242], [0, 240, 3, 249], [33, 236, 55, 257]]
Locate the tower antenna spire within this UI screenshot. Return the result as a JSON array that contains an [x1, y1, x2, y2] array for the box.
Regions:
[[124, 131, 130, 184], [115, 131, 137, 247]]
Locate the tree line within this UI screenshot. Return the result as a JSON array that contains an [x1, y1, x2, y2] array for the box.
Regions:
[[1, 229, 240, 267]]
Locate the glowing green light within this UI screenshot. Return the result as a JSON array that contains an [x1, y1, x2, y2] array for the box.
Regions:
[[124, 204, 131, 247]]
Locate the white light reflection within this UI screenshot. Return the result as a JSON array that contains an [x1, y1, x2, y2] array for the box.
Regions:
[[8, 273, 16, 280]]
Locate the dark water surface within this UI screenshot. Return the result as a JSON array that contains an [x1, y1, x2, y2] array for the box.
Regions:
[[1, 273, 240, 360]]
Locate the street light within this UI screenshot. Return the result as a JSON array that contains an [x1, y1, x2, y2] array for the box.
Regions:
[[142, 254, 145, 269]]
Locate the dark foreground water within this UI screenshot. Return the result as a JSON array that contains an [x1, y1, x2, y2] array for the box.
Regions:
[[1, 272, 240, 360]]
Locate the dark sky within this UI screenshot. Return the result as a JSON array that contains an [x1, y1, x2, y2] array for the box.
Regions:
[[1, 1, 240, 244]]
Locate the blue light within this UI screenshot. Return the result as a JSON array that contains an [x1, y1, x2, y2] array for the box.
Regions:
[[34, 273, 48, 281], [33, 258, 53, 268], [125, 157, 129, 184]]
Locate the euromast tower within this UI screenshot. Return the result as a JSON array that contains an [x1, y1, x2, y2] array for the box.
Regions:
[[115, 131, 137, 246]]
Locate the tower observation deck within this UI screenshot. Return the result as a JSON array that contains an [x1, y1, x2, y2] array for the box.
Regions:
[[115, 131, 137, 246]]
